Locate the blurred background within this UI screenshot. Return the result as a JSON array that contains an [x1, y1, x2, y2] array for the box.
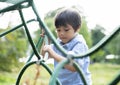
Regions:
[[0, 0, 120, 85]]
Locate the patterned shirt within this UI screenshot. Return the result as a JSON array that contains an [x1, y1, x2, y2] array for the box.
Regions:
[[52, 34, 92, 85]]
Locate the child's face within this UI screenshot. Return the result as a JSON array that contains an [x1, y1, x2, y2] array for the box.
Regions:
[[56, 24, 76, 44]]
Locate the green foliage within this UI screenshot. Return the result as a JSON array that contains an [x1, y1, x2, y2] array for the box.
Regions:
[[91, 49, 105, 62], [79, 16, 92, 47], [0, 71, 16, 85], [104, 32, 120, 55], [91, 24, 105, 46], [90, 25, 120, 63], [44, 17, 57, 38], [104, 32, 120, 64], [0, 27, 28, 71], [90, 25, 106, 62]]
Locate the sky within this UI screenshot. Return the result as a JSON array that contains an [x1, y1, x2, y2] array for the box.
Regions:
[[0, 0, 120, 33]]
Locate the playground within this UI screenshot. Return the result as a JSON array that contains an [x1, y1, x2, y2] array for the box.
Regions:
[[0, 0, 120, 85]]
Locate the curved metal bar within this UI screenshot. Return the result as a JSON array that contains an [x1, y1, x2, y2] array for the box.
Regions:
[[108, 72, 120, 85], [0, 0, 26, 4], [27, 36, 44, 62], [49, 59, 69, 85], [30, 0, 67, 56], [16, 61, 36, 85], [30, 0, 120, 59], [0, 19, 36, 37], [40, 61, 61, 85], [0, 0, 119, 85], [72, 26, 120, 58], [30, 1, 120, 84], [0, 0, 29, 13], [18, 9, 41, 60], [73, 61, 88, 85], [16, 60, 61, 85], [49, 59, 88, 85]]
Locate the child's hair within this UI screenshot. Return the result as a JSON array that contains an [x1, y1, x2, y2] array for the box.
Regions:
[[54, 7, 81, 31]]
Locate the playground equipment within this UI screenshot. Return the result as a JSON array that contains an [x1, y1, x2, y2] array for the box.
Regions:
[[0, 0, 120, 85]]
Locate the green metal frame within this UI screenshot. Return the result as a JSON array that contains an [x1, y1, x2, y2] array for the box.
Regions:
[[0, 0, 120, 85]]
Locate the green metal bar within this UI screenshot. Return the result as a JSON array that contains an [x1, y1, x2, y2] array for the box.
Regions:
[[0, 0, 119, 85], [27, 36, 44, 62], [108, 72, 120, 85], [16, 60, 61, 85], [30, 0, 67, 56], [49, 59, 88, 85], [49, 59, 69, 85], [48, 27, 120, 85], [73, 61, 88, 85], [0, 0, 26, 4], [18, 9, 41, 60], [72, 26, 120, 58], [0, 16, 42, 62], [27, 19, 45, 62], [30, 1, 120, 85], [0, 0, 29, 13], [30, 0, 120, 60], [0, 19, 36, 37], [16, 61, 36, 85], [40, 61, 61, 85]]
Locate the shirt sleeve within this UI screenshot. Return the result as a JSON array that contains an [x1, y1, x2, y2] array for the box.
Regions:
[[68, 42, 90, 69]]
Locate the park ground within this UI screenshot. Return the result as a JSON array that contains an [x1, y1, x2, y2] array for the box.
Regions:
[[0, 63, 120, 85]]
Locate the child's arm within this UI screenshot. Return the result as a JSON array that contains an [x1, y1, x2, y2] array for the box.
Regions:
[[42, 45, 76, 72]]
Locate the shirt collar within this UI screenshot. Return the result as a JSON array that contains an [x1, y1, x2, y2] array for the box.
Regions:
[[58, 33, 80, 50]]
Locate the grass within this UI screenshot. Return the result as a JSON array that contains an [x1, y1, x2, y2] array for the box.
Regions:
[[0, 63, 120, 85], [90, 63, 120, 85], [0, 71, 17, 85]]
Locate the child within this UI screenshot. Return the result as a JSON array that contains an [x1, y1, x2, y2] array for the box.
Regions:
[[42, 7, 92, 85]]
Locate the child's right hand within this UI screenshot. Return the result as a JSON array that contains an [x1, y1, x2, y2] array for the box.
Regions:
[[41, 45, 51, 59], [42, 45, 51, 53]]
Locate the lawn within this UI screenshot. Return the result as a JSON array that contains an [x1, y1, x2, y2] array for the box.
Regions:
[[0, 63, 120, 85], [90, 63, 120, 85]]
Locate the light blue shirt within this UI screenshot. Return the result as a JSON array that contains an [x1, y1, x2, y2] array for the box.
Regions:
[[52, 34, 92, 85]]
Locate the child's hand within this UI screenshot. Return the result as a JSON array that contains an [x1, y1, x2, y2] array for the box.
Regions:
[[42, 45, 52, 59], [42, 45, 51, 53], [42, 45, 56, 59]]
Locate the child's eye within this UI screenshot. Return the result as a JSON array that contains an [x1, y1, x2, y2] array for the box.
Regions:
[[65, 29, 69, 31], [56, 29, 60, 32]]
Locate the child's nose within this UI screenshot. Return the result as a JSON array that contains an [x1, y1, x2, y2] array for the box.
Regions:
[[60, 32, 65, 35]]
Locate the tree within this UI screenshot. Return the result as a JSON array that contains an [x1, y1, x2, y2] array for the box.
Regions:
[[104, 31, 120, 64], [91, 24, 105, 46], [104, 32, 120, 55], [79, 16, 92, 47], [90, 25, 120, 63], [90, 25, 106, 62], [0, 26, 28, 71]]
